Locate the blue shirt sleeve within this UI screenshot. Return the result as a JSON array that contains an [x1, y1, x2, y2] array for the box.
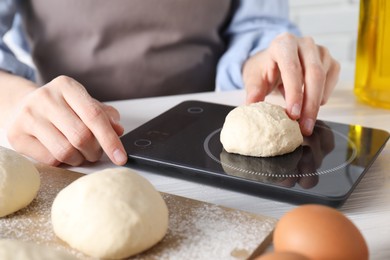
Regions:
[[0, 0, 35, 81], [216, 0, 301, 91]]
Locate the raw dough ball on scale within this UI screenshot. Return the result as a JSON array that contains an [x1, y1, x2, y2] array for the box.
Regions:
[[51, 167, 169, 259], [0, 146, 40, 217], [220, 102, 303, 157]]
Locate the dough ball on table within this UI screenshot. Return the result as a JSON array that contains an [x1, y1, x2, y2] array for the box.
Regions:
[[0, 146, 40, 217], [220, 102, 303, 157], [51, 167, 169, 259], [0, 239, 76, 260]]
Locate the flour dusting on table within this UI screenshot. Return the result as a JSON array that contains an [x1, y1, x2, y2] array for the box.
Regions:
[[0, 166, 276, 259]]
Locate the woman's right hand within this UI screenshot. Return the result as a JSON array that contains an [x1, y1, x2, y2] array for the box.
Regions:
[[5, 75, 128, 166]]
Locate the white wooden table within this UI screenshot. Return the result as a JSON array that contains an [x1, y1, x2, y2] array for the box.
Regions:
[[1, 86, 389, 259]]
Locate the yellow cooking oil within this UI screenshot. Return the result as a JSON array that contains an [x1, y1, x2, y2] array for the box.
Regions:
[[354, 0, 390, 109]]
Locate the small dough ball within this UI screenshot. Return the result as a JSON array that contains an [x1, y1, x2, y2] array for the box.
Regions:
[[0, 146, 40, 217], [220, 102, 303, 157], [0, 239, 77, 260], [51, 168, 169, 259]]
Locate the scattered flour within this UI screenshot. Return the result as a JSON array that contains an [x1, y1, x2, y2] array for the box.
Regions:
[[0, 169, 276, 260]]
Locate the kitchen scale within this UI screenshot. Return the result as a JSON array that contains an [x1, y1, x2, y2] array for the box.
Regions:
[[121, 101, 390, 207]]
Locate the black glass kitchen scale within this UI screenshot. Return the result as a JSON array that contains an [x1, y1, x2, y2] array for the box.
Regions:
[[121, 101, 390, 207]]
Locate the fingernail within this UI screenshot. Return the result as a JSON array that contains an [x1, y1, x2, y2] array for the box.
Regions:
[[291, 103, 301, 118], [245, 90, 255, 105], [113, 149, 127, 165], [303, 119, 315, 134], [246, 87, 264, 104], [111, 116, 121, 126]]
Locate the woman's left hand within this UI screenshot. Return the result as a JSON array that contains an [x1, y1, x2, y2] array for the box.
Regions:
[[242, 32, 340, 136]]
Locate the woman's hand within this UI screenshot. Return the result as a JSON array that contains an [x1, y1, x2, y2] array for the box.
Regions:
[[5, 75, 127, 166], [243, 33, 340, 136]]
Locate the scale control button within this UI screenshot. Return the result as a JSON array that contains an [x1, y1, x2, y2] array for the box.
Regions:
[[187, 107, 204, 114], [134, 139, 152, 147]]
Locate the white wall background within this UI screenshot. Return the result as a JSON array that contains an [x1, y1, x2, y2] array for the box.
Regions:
[[289, 0, 360, 89]]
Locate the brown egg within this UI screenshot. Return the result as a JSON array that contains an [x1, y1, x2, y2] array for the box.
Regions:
[[273, 204, 369, 260], [255, 251, 310, 260]]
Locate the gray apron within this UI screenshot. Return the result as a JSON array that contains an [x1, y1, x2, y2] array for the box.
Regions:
[[18, 0, 234, 101]]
